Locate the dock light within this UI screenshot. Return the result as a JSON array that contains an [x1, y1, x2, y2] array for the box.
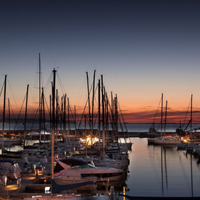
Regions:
[[3, 175, 7, 187], [33, 164, 36, 172], [42, 166, 45, 175], [123, 186, 126, 200], [55, 154, 58, 159], [17, 178, 21, 189]]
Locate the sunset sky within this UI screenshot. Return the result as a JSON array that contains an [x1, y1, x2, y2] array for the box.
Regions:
[[0, 0, 200, 123]]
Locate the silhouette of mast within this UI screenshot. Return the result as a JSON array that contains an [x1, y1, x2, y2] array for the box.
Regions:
[[2, 75, 7, 151]]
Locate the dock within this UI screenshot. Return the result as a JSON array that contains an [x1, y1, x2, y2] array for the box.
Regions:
[[0, 166, 109, 200]]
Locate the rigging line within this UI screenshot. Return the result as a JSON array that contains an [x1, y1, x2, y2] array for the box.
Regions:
[[44, 95, 50, 115], [118, 102, 132, 142], [105, 93, 118, 133], [57, 72, 68, 96], [77, 99, 88, 129], [14, 95, 26, 130], [152, 98, 161, 126], [7, 77, 18, 106], [44, 72, 53, 90], [30, 106, 39, 130], [183, 100, 191, 129], [117, 102, 128, 132], [92, 84, 99, 110], [69, 105, 75, 122], [0, 82, 4, 97], [10, 101, 19, 130]]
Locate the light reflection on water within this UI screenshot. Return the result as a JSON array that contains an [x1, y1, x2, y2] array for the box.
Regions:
[[124, 138, 200, 197]]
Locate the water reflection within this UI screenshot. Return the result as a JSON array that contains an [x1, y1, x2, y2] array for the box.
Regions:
[[124, 138, 200, 198]]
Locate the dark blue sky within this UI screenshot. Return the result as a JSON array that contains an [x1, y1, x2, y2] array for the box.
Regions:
[[1, 0, 200, 122]]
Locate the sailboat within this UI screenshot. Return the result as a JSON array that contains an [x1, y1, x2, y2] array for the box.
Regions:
[[148, 94, 182, 145], [0, 75, 22, 150], [177, 95, 197, 151], [41, 69, 99, 198]]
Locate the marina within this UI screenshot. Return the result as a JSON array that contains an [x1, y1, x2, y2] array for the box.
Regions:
[[1, 0, 200, 199], [1, 123, 200, 199]]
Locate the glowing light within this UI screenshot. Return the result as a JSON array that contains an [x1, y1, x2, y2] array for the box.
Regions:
[[5, 184, 18, 190]]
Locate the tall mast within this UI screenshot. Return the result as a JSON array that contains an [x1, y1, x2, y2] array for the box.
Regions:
[[24, 84, 29, 146], [161, 93, 163, 137], [111, 92, 115, 140], [56, 89, 59, 143], [98, 79, 101, 151], [164, 100, 168, 138], [190, 94, 193, 138], [101, 75, 105, 159], [8, 98, 10, 136], [105, 91, 109, 147], [74, 105, 77, 141], [91, 70, 96, 145], [63, 94, 66, 142], [49, 95, 51, 132], [86, 72, 91, 131], [115, 94, 118, 141], [42, 87, 46, 143], [51, 68, 56, 183], [67, 98, 70, 141], [2, 75, 7, 151], [39, 53, 42, 143]]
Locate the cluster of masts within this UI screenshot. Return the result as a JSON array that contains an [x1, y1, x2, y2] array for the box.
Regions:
[[1, 53, 129, 152]]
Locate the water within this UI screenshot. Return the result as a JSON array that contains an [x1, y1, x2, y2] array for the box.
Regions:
[[122, 137, 200, 198], [1, 122, 200, 132]]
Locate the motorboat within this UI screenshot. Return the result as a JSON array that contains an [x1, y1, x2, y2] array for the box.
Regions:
[[54, 159, 97, 184], [148, 136, 182, 145], [0, 137, 22, 147], [54, 158, 124, 186]]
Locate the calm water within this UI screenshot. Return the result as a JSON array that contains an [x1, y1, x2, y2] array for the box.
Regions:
[[122, 137, 200, 198], [1, 123, 200, 133]]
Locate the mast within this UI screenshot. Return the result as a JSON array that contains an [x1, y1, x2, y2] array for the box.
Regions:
[[39, 53, 42, 143], [24, 84, 29, 146], [67, 98, 70, 141], [115, 94, 118, 135], [8, 98, 10, 136], [63, 94, 66, 142], [84, 114, 87, 163], [98, 79, 101, 151], [74, 105, 77, 141], [91, 70, 96, 145], [56, 89, 59, 143], [161, 93, 163, 137], [105, 91, 109, 146], [49, 95, 51, 132], [164, 100, 168, 138], [190, 94, 193, 139], [111, 92, 115, 140], [51, 68, 56, 184], [101, 75, 105, 158], [2, 75, 7, 151], [86, 72, 91, 129], [42, 87, 46, 143]]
